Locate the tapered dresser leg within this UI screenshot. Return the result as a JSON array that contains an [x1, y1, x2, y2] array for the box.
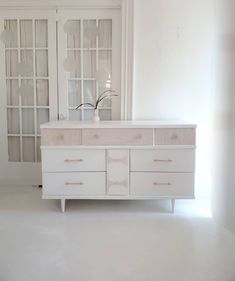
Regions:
[[171, 199, 175, 213], [61, 199, 66, 213]]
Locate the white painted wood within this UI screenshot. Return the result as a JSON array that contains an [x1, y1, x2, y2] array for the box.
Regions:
[[130, 149, 195, 172], [0, 11, 57, 185], [130, 173, 195, 197], [40, 121, 196, 212], [171, 199, 175, 213], [107, 149, 129, 195], [43, 172, 106, 196], [61, 199, 66, 212], [155, 128, 196, 145], [42, 148, 105, 172], [41, 120, 197, 129], [121, 0, 134, 120], [82, 128, 153, 145], [57, 9, 121, 121]]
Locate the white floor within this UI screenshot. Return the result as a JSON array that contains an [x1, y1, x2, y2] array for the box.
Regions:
[[0, 186, 235, 281]]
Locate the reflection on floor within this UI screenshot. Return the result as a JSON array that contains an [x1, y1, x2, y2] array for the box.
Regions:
[[0, 186, 234, 281]]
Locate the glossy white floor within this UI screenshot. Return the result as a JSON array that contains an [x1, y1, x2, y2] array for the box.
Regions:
[[0, 186, 235, 281]]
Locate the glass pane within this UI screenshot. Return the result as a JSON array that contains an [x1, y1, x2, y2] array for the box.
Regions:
[[68, 80, 81, 107], [99, 109, 112, 120], [35, 20, 48, 48], [66, 20, 80, 48], [83, 20, 97, 48], [20, 50, 33, 76], [36, 50, 48, 77], [4, 20, 18, 48], [20, 79, 34, 106], [22, 137, 35, 162], [69, 109, 81, 120], [99, 50, 112, 79], [83, 51, 96, 78], [22, 109, 34, 134], [84, 80, 96, 104], [98, 20, 112, 48], [7, 109, 19, 134], [6, 79, 19, 106], [98, 84, 112, 107], [37, 109, 49, 134], [36, 79, 49, 106], [20, 20, 33, 48], [84, 109, 94, 121], [67, 51, 81, 78], [37, 137, 41, 162], [8, 136, 20, 162], [5, 50, 18, 77]]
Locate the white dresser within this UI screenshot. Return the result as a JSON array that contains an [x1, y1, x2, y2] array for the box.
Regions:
[[41, 121, 196, 212]]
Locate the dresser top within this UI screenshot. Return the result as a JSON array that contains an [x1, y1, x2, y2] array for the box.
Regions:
[[41, 120, 196, 129]]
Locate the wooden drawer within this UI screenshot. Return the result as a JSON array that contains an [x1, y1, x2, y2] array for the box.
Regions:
[[41, 128, 82, 146], [82, 129, 153, 145], [130, 172, 194, 197], [155, 128, 196, 145], [43, 172, 106, 196], [41, 149, 105, 172], [130, 149, 195, 172]]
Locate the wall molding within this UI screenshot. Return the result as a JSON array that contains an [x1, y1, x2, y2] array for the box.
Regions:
[[121, 0, 134, 120]]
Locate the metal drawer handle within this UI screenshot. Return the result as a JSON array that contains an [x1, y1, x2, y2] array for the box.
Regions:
[[64, 159, 83, 162], [92, 134, 99, 139], [171, 134, 178, 140], [134, 134, 142, 140], [154, 159, 172, 162], [65, 182, 84, 186], [153, 182, 171, 186]]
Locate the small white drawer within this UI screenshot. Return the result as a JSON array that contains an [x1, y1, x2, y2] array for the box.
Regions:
[[43, 172, 106, 196], [130, 172, 194, 197], [41, 128, 82, 146], [41, 149, 105, 172], [130, 149, 195, 172], [155, 128, 196, 145], [82, 129, 153, 145]]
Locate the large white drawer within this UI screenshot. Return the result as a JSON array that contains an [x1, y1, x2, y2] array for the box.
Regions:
[[130, 149, 195, 172], [130, 172, 194, 197], [41, 149, 106, 172], [43, 172, 106, 196]]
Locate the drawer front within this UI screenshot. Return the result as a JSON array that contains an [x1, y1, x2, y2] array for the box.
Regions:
[[41, 128, 82, 146], [130, 173, 194, 197], [107, 149, 129, 195], [41, 149, 105, 172], [130, 149, 195, 172], [43, 172, 106, 196], [82, 129, 153, 145], [155, 128, 196, 145]]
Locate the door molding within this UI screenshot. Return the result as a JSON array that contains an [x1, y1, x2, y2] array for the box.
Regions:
[[121, 0, 134, 120]]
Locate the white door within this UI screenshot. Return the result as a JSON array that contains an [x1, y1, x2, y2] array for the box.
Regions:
[[0, 11, 57, 185], [57, 9, 121, 121]]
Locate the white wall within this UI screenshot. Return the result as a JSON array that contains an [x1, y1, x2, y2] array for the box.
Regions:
[[133, 0, 215, 201], [212, 0, 235, 233]]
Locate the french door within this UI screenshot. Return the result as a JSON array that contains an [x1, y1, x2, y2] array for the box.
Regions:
[[0, 11, 57, 185], [57, 9, 121, 121], [0, 9, 121, 185]]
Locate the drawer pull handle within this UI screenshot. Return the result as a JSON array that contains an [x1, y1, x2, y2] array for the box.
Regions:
[[92, 134, 99, 139], [171, 134, 178, 140], [65, 182, 84, 186], [64, 159, 83, 162], [134, 134, 142, 140], [153, 182, 171, 186], [154, 159, 172, 162]]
